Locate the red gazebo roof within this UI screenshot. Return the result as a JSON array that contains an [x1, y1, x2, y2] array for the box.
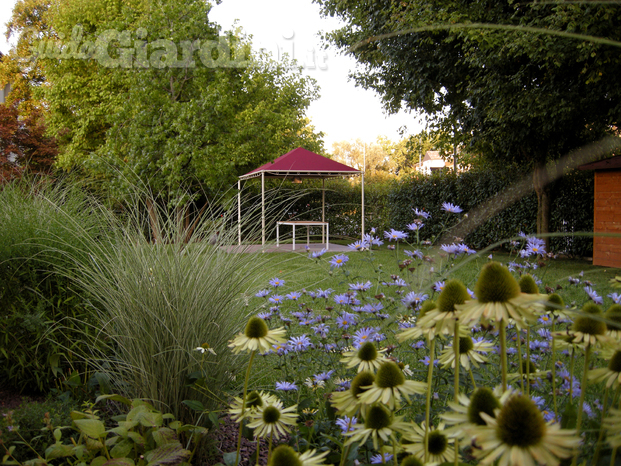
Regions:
[[239, 147, 361, 180]]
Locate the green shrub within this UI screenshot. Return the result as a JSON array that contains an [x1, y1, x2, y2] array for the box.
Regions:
[[0, 179, 109, 393], [0, 397, 78, 463]]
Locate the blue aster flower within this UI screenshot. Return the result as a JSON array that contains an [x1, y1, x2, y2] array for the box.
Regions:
[[352, 327, 376, 346], [285, 291, 302, 301], [413, 207, 431, 219], [442, 202, 463, 213], [433, 280, 446, 292], [404, 249, 424, 259], [329, 254, 349, 268], [349, 281, 372, 291], [255, 289, 270, 298], [336, 416, 357, 433], [401, 291, 428, 309], [407, 222, 424, 231], [311, 323, 330, 338], [309, 248, 327, 259], [371, 453, 393, 464], [336, 312, 358, 329], [275, 381, 298, 391], [288, 334, 312, 352], [584, 286, 603, 304], [314, 370, 334, 382], [268, 294, 284, 304], [269, 277, 286, 287], [609, 292, 621, 304], [384, 228, 408, 241], [348, 240, 368, 251]]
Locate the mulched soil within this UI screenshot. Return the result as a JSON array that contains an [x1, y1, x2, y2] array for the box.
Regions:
[[0, 387, 37, 412], [208, 415, 290, 466]]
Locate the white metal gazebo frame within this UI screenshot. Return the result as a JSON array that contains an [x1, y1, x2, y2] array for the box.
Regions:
[[237, 147, 364, 247]]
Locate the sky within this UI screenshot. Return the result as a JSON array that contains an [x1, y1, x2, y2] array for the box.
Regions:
[[0, 0, 426, 151]]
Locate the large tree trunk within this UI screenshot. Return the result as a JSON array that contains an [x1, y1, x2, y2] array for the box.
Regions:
[[533, 160, 551, 252]]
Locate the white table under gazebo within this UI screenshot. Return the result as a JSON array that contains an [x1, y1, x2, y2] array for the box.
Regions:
[[237, 147, 364, 249]]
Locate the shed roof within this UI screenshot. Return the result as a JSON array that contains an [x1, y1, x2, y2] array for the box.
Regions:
[[239, 147, 361, 180], [578, 154, 621, 171]]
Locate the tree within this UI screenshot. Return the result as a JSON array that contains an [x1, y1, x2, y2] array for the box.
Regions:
[[0, 102, 57, 180], [331, 138, 393, 175], [315, 0, 621, 242], [4, 0, 323, 203]]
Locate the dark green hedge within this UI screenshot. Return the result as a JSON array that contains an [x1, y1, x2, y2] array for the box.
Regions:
[[388, 168, 594, 256]]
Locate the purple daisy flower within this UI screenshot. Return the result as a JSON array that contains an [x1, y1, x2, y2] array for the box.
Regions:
[[407, 222, 424, 231], [413, 207, 431, 219], [584, 286, 603, 305], [276, 381, 298, 391], [349, 281, 372, 292], [288, 335, 312, 352], [309, 248, 327, 259], [269, 277, 285, 288], [336, 416, 357, 433], [336, 312, 358, 329], [268, 294, 284, 304], [404, 249, 424, 259], [442, 202, 463, 213], [329, 254, 349, 268], [255, 289, 270, 298], [285, 291, 302, 301], [384, 229, 408, 241], [609, 292, 621, 304]]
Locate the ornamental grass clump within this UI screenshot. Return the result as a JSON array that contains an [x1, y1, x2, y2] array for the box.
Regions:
[[48, 185, 288, 425]]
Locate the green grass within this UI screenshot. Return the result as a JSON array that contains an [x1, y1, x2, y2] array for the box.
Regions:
[[236, 242, 619, 392]]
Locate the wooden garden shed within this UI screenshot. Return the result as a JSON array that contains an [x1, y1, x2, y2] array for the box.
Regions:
[[579, 155, 621, 268]]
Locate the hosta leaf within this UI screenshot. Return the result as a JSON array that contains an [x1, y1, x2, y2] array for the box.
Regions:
[[144, 443, 190, 466]]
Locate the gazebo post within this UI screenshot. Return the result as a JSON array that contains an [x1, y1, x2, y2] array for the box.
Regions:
[[237, 180, 241, 245], [261, 171, 265, 247], [361, 172, 365, 240], [322, 178, 326, 245]]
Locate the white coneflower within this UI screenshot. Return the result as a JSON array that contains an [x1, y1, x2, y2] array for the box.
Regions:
[[228, 390, 278, 422], [455, 262, 542, 329], [441, 386, 516, 443], [468, 394, 581, 466], [228, 316, 286, 354], [438, 336, 493, 370], [341, 341, 388, 373], [418, 280, 470, 337], [267, 445, 329, 466], [330, 371, 375, 416], [357, 361, 427, 410], [402, 422, 456, 464], [344, 403, 410, 450], [246, 399, 298, 440], [589, 349, 621, 389], [554, 303, 611, 349]]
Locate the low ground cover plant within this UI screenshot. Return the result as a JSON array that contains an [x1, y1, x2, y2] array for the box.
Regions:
[[209, 204, 620, 466]]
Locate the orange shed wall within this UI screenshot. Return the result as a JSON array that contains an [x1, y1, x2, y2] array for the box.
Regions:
[[593, 170, 621, 268]]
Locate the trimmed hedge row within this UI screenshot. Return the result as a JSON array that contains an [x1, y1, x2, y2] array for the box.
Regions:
[[388, 168, 594, 256], [254, 168, 594, 256]]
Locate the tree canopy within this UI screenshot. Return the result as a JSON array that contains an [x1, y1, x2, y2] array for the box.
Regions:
[[2, 0, 324, 203], [315, 0, 621, 236]]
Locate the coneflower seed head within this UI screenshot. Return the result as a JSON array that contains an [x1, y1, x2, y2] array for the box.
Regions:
[[474, 262, 521, 304], [245, 316, 268, 339]]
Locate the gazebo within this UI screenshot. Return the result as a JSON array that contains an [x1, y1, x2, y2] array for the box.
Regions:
[[237, 147, 364, 248]]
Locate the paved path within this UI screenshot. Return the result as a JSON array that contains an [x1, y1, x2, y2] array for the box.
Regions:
[[221, 242, 351, 254]]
